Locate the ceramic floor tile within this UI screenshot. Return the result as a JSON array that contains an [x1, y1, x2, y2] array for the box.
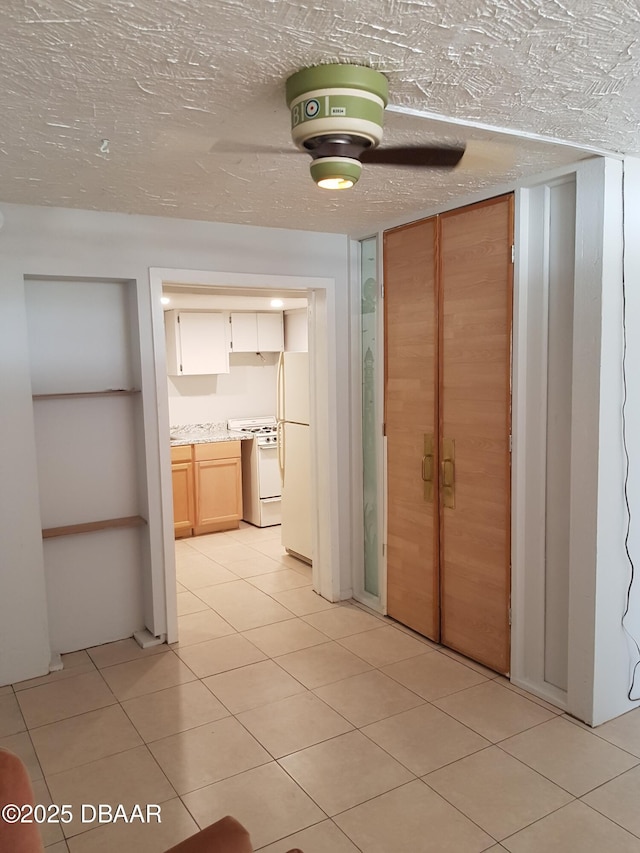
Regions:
[[362, 703, 490, 776], [16, 671, 116, 729], [187, 534, 246, 558], [0, 731, 43, 780], [149, 716, 271, 794], [501, 800, 640, 852], [242, 619, 328, 658], [176, 581, 187, 593], [225, 525, 282, 544], [197, 580, 295, 631], [281, 555, 312, 575], [203, 659, 306, 714], [248, 569, 312, 594], [500, 716, 640, 796], [338, 625, 432, 668], [237, 691, 353, 758], [175, 634, 266, 678], [279, 730, 414, 816], [175, 609, 236, 647], [438, 648, 502, 680], [121, 680, 228, 743], [176, 591, 210, 616], [32, 777, 64, 847], [196, 542, 263, 565], [314, 669, 424, 727], [30, 704, 142, 775], [493, 676, 566, 715], [275, 642, 372, 689], [86, 639, 170, 669], [433, 680, 557, 742], [590, 706, 640, 757], [425, 745, 573, 840], [46, 746, 175, 838], [66, 797, 199, 853], [582, 763, 640, 837], [99, 651, 196, 701], [182, 762, 325, 850], [334, 779, 494, 853], [0, 684, 12, 696], [271, 587, 337, 616], [256, 819, 361, 852], [222, 554, 286, 578], [250, 540, 290, 560], [0, 692, 26, 736], [13, 651, 96, 692], [43, 843, 69, 852], [382, 651, 488, 701], [176, 553, 237, 589], [303, 606, 383, 639]]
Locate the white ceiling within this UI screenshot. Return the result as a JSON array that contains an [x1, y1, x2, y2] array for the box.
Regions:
[[1, 0, 638, 234]]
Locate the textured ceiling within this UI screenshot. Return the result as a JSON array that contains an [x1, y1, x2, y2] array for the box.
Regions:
[[0, 0, 638, 234]]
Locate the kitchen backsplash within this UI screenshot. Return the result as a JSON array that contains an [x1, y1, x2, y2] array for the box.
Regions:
[[167, 353, 278, 424]]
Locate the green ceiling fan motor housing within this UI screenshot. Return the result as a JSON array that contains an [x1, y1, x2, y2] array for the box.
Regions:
[[285, 64, 389, 189]]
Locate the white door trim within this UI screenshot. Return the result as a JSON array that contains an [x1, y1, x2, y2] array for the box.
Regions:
[[148, 267, 335, 643]]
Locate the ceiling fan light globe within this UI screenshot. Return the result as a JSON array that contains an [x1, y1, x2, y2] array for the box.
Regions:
[[310, 157, 361, 190]]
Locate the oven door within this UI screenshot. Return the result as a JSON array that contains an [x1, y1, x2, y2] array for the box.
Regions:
[[257, 443, 281, 499]]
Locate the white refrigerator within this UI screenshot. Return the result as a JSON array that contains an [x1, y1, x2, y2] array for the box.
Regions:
[[277, 351, 312, 564]]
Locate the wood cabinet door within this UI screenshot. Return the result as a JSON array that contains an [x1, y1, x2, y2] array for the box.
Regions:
[[439, 195, 513, 674], [195, 457, 243, 533], [257, 312, 284, 351], [384, 217, 439, 641], [171, 461, 194, 537]]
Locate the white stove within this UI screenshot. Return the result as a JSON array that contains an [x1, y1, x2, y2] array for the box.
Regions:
[[228, 417, 281, 527]]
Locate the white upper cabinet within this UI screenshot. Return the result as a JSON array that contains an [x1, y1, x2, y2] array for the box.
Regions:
[[230, 312, 284, 353], [165, 311, 229, 375]]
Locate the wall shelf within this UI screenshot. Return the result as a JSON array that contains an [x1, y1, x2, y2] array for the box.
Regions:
[[42, 515, 147, 539], [33, 390, 141, 400]]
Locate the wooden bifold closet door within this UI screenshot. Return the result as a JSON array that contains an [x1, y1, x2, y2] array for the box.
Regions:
[[384, 194, 513, 674]]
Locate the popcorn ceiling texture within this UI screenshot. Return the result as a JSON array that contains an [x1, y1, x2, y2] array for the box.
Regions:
[[0, 0, 637, 233]]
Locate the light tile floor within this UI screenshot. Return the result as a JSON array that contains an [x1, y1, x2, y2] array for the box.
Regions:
[[3, 523, 640, 852]]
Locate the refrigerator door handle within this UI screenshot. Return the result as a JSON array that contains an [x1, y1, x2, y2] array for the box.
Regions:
[[276, 351, 285, 423], [277, 421, 285, 484]]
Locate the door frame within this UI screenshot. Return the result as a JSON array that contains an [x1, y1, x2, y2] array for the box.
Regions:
[[148, 267, 336, 644]]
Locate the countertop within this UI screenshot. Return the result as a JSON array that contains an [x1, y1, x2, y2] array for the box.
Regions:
[[169, 422, 251, 446]]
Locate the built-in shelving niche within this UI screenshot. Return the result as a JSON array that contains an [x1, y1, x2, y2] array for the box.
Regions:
[[25, 278, 149, 654]]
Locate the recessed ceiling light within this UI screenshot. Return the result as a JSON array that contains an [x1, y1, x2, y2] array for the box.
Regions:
[[270, 299, 284, 308], [161, 296, 170, 305]]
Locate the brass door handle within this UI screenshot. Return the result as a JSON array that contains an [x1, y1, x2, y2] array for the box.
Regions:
[[442, 458, 454, 487], [422, 434, 434, 503], [442, 437, 455, 509]]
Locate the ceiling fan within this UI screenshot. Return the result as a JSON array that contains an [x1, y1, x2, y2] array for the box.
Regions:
[[285, 64, 465, 190]]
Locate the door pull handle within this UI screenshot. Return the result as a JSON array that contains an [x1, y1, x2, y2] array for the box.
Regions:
[[422, 434, 434, 503], [442, 437, 455, 509]]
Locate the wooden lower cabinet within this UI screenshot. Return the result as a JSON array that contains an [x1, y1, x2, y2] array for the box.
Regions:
[[171, 445, 195, 538], [170, 441, 243, 537]]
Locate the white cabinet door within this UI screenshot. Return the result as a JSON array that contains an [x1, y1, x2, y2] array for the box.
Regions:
[[230, 313, 258, 353], [257, 313, 284, 352], [165, 311, 229, 375], [231, 312, 283, 353]]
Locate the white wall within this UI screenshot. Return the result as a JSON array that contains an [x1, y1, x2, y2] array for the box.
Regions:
[[0, 202, 351, 687], [168, 355, 279, 426], [590, 155, 640, 724]]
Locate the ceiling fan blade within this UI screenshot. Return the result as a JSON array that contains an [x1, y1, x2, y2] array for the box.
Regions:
[[360, 146, 465, 168]]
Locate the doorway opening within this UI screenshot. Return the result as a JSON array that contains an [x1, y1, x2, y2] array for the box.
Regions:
[[149, 268, 335, 645]]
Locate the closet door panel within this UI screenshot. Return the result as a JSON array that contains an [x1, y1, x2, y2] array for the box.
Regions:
[[439, 195, 513, 674], [384, 218, 439, 640]]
